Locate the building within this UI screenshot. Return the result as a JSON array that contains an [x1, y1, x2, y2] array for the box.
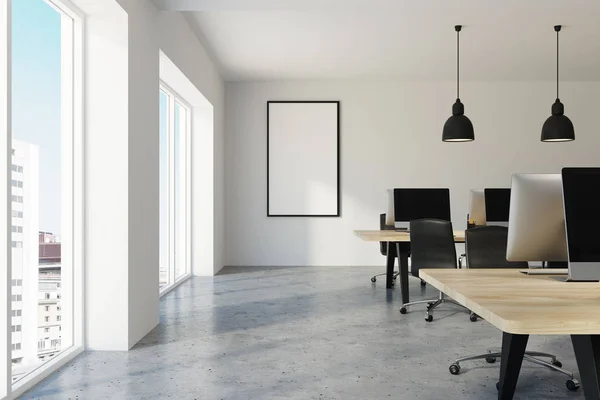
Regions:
[[11, 139, 40, 380], [11, 142, 63, 381], [37, 265, 61, 362], [38, 234, 62, 362]]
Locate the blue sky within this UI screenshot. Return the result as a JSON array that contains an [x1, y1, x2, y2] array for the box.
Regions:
[[12, 0, 62, 235]]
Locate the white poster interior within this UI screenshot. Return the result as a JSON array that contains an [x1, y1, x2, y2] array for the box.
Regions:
[[268, 102, 339, 216]]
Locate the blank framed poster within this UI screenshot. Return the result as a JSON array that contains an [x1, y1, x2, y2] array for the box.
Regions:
[[267, 101, 340, 217]]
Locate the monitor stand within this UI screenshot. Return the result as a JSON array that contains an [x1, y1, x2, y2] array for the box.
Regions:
[[487, 221, 509, 227], [569, 262, 600, 282], [547, 262, 600, 282], [550, 276, 600, 283], [394, 222, 409, 231]]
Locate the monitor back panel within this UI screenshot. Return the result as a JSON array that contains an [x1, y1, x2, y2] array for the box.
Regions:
[[393, 188, 451, 225], [562, 167, 600, 280], [485, 188, 511, 223]]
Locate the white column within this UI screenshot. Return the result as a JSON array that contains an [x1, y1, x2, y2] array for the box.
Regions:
[[79, 0, 160, 350], [82, 3, 132, 351]]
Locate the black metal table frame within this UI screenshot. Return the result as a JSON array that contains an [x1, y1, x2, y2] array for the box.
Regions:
[[384, 241, 411, 304]]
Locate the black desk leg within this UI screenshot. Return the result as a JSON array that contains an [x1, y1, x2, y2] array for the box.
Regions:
[[396, 243, 410, 305], [385, 241, 396, 289], [572, 335, 600, 400], [497, 332, 528, 400]]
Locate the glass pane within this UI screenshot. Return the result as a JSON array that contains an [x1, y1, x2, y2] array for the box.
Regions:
[[174, 103, 186, 280], [159, 91, 169, 288], [11, 0, 63, 382]]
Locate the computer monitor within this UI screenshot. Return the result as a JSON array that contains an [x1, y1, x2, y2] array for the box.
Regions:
[[468, 189, 486, 226], [393, 188, 451, 229], [562, 167, 600, 281], [385, 189, 394, 226], [506, 174, 567, 264], [484, 188, 511, 227]]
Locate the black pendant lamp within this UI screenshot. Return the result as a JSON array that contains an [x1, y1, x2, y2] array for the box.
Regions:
[[541, 25, 575, 142], [442, 25, 474, 142]]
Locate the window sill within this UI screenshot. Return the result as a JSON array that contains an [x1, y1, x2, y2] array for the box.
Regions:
[[11, 345, 84, 399]]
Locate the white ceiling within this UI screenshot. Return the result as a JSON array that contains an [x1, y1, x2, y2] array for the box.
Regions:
[[160, 0, 600, 82]]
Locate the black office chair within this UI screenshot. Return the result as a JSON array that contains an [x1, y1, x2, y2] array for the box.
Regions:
[[458, 214, 478, 268], [465, 225, 529, 269], [371, 214, 426, 288], [449, 226, 579, 391], [399, 219, 469, 322]]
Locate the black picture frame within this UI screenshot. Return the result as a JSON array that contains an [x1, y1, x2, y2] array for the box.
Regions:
[[267, 100, 340, 217]]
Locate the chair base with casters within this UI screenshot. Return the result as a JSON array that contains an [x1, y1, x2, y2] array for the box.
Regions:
[[399, 291, 470, 322], [371, 271, 426, 287], [371, 271, 399, 283], [448, 349, 580, 392]]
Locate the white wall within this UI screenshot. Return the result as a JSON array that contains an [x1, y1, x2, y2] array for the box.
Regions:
[[157, 12, 226, 276], [120, 0, 162, 350], [159, 50, 216, 277], [225, 80, 600, 267], [80, 0, 224, 350], [79, 0, 130, 351]]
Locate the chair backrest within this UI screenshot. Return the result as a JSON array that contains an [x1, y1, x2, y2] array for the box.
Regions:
[[466, 226, 528, 269], [409, 218, 457, 277], [380, 213, 388, 256], [379, 213, 397, 255]]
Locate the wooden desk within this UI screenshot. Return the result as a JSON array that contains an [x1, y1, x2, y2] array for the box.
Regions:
[[354, 230, 465, 304], [420, 269, 600, 400]]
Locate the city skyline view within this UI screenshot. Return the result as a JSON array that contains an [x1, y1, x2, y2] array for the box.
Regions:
[[11, 0, 65, 382]]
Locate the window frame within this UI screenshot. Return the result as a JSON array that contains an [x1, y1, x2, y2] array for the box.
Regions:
[[158, 82, 192, 296], [2, 0, 85, 398]]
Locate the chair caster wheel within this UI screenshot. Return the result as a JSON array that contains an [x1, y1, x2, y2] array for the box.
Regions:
[[469, 313, 478, 322], [552, 359, 562, 368], [400, 307, 407, 314], [566, 379, 580, 391], [425, 314, 433, 322], [449, 364, 460, 375], [485, 357, 496, 364], [371, 277, 376, 283], [420, 280, 426, 287]]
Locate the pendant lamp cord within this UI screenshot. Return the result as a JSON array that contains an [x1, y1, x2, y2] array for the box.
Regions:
[[457, 28, 460, 99], [556, 28, 559, 99]]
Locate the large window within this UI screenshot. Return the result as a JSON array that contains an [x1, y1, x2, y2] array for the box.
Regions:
[[6, 0, 84, 395], [159, 85, 191, 292]]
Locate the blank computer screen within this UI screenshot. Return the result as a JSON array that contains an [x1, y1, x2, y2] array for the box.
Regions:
[[393, 189, 451, 222], [484, 188, 511, 222], [562, 168, 600, 262]]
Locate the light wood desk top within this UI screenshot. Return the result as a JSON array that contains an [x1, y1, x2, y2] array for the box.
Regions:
[[420, 269, 600, 335], [354, 230, 465, 243]]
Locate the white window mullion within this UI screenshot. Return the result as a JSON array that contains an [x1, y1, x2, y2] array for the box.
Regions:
[[59, 10, 74, 353], [168, 95, 176, 287], [0, 1, 11, 398], [70, 2, 84, 352], [185, 106, 191, 277], [159, 83, 191, 293], [174, 102, 186, 281]]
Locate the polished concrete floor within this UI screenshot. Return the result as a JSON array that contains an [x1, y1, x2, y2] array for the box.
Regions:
[[22, 266, 583, 399]]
